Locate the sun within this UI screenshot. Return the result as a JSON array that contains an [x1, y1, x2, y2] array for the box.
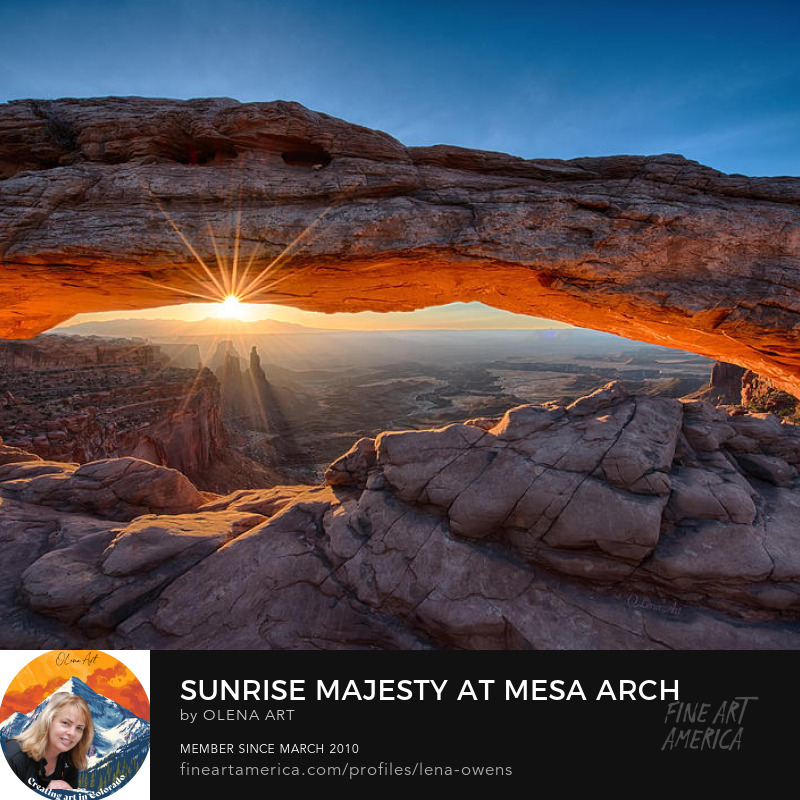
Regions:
[[215, 295, 247, 320], [198, 295, 264, 322]]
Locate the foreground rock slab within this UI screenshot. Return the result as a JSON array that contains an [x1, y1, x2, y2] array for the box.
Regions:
[[0, 456, 205, 521], [1, 384, 799, 650]]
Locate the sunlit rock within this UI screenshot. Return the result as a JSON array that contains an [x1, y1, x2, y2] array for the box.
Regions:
[[1, 98, 799, 395]]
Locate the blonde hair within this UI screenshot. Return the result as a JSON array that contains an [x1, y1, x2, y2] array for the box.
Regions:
[[16, 692, 94, 770]]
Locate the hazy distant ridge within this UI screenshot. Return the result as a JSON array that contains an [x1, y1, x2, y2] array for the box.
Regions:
[[56, 317, 319, 338], [51, 316, 711, 373]]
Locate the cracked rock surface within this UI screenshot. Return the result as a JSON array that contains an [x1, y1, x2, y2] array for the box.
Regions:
[[1, 383, 800, 650]]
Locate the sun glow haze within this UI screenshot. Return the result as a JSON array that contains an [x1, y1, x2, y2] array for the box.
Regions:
[[60, 300, 572, 331], [214, 295, 247, 319]]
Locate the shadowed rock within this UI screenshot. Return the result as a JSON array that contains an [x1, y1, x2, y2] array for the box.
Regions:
[[18, 509, 265, 636], [1, 384, 800, 649], [0, 456, 205, 520]]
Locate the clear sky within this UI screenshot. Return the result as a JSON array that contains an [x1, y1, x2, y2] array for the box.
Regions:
[[3, 0, 798, 329]]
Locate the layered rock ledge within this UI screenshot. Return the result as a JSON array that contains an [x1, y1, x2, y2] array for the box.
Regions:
[[1, 98, 800, 395], [2, 384, 799, 650]]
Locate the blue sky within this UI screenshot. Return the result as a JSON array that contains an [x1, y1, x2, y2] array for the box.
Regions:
[[3, 0, 798, 176], [3, 0, 798, 329]]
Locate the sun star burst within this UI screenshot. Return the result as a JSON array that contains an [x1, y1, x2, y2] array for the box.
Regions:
[[217, 294, 244, 319]]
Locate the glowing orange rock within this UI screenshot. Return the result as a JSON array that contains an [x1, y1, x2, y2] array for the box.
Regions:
[[1, 97, 799, 394]]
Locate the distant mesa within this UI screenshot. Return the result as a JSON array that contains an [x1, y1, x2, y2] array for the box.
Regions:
[[57, 316, 316, 339]]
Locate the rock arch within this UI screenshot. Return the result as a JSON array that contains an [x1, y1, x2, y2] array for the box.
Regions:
[[2, 97, 800, 394]]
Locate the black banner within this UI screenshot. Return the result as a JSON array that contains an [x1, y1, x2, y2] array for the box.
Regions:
[[152, 650, 798, 791]]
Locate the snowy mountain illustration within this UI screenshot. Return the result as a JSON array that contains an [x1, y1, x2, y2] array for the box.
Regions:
[[0, 711, 28, 738], [0, 675, 149, 766]]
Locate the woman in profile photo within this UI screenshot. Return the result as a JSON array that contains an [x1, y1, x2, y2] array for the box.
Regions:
[[4, 692, 94, 792]]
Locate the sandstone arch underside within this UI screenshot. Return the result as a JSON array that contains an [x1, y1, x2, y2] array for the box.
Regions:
[[2, 97, 800, 395]]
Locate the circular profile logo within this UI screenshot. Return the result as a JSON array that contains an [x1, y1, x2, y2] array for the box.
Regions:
[[1, 651, 150, 799]]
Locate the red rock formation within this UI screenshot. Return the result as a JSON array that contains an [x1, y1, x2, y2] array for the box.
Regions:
[[213, 342, 272, 426], [0, 335, 225, 481], [1, 98, 800, 395], [690, 361, 747, 405], [741, 370, 800, 418], [0, 334, 160, 369]]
